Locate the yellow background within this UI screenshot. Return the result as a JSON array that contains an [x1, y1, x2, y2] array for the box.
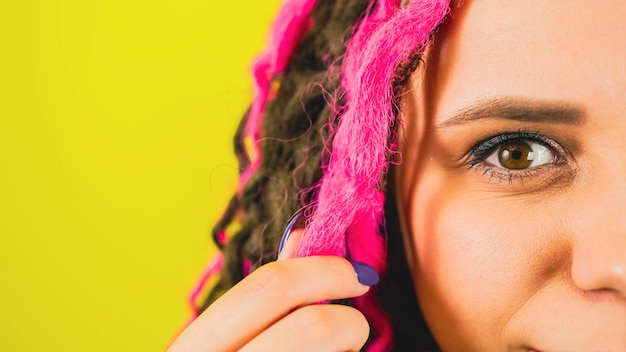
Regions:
[[0, 1, 281, 350]]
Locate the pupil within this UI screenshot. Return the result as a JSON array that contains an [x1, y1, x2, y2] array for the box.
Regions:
[[498, 141, 534, 170]]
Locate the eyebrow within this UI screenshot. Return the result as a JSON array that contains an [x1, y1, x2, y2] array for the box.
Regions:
[[437, 97, 587, 128]]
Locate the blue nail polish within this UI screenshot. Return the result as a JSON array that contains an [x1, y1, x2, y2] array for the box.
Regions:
[[350, 261, 380, 286], [278, 213, 304, 255]]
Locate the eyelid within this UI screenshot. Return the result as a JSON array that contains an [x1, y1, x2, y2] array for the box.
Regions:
[[469, 130, 564, 162], [464, 130, 573, 186]]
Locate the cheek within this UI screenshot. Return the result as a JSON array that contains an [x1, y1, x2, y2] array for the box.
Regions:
[[408, 166, 568, 349]]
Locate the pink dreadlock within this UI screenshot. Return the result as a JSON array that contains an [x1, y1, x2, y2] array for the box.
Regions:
[[296, 1, 450, 350], [190, 1, 451, 350]]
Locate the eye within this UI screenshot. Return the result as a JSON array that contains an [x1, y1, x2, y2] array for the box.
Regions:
[[484, 139, 556, 170], [464, 130, 571, 185]]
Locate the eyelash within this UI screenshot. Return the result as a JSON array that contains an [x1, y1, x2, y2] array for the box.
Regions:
[[464, 129, 568, 184]]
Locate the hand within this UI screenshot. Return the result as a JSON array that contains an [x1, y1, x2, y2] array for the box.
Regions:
[[169, 230, 373, 352]]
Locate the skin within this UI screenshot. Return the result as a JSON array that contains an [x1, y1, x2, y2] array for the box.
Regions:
[[398, 0, 626, 350], [171, 1, 626, 351], [168, 245, 371, 351]]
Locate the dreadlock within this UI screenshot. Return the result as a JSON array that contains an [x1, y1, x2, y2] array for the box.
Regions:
[[197, 1, 450, 350], [202, 0, 372, 305]]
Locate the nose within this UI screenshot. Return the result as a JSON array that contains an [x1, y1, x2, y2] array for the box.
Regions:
[[570, 199, 626, 298]]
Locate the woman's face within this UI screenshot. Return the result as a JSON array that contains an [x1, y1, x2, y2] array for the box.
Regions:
[[399, 1, 626, 350]]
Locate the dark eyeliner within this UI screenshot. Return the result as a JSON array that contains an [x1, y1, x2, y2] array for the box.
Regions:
[[466, 129, 561, 170]]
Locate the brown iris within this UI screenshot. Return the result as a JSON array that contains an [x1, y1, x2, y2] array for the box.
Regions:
[[498, 141, 534, 169]]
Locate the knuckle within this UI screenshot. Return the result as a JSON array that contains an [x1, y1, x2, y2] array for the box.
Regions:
[[245, 261, 290, 296], [290, 306, 337, 337], [286, 305, 370, 350]]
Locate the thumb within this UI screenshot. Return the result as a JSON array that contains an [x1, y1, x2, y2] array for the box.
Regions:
[[277, 226, 305, 261]]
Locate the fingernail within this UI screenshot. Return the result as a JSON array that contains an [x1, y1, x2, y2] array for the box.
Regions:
[[278, 212, 304, 255], [350, 261, 380, 286]]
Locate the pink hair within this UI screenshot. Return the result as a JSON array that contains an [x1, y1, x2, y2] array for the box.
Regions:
[[296, 0, 450, 350], [188, 1, 451, 350], [238, 0, 318, 195]]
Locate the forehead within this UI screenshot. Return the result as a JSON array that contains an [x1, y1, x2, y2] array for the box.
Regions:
[[426, 0, 626, 125]]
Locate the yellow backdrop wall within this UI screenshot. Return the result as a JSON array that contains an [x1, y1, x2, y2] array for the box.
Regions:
[[0, 1, 282, 350]]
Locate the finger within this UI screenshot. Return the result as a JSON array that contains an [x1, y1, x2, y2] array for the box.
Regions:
[[240, 304, 370, 352], [277, 228, 304, 261], [168, 256, 371, 352]]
